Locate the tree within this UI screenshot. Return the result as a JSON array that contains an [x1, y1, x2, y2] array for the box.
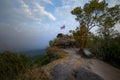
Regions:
[[96, 4, 120, 61], [72, 22, 88, 48], [71, 0, 120, 48]]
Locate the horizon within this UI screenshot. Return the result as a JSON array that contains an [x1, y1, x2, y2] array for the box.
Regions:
[[0, 47, 46, 53], [0, 0, 120, 52]]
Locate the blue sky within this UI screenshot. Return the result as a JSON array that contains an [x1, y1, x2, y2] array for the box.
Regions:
[[0, 0, 120, 52]]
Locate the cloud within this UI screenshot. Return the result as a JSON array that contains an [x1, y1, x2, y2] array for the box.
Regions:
[[0, 21, 50, 51], [53, 0, 87, 33], [20, 0, 32, 17], [34, 2, 56, 21], [20, 0, 41, 21], [109, 0, 120, 7], [1, 0, 119, 52], [43, 0, 53, 5]]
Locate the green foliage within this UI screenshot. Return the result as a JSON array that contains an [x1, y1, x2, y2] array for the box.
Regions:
[[0, 51, 51, 80], [46, 47, 68, 61], [17, 68, 50, 80], [49, 40, 54, 47], [34, 54, 50, 66], [20, 54, 30, 68], [71, 0, 109, 27], [71, 0, 120, 49], [72, 24, 88, 48], [0, 51, 29, 80], [71, 0, 120, 68], [100, 34, 120, 61]]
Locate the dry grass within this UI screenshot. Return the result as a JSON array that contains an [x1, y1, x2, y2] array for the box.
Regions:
[[46, 46, 68, 59], [17, 68, 50, 80], [42, 47, 69, 78], [17, 47, 69, 80]]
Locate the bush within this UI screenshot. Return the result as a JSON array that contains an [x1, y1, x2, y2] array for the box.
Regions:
[[46, 47, 68, 61], [0, 51, 29, 80], [34, 54, 50, 66], [17, 68, 50, 80]]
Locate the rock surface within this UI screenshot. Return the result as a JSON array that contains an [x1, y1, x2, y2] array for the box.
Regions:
[[75, 68, 104, 80], [45, 48, 120, 80], [51, 64, 104, 80], [51, 48, 104, 80]]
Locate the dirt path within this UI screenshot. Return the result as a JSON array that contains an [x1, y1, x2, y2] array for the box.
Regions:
[[86, 59, 120, 80], [51, 48, 81, 80], [65, 48, 120, 80], [50, 48, 120, 80]]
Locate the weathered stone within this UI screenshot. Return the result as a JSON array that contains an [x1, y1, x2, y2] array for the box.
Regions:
[[75, 68, 104, 80], [51, 65, 104, 80]]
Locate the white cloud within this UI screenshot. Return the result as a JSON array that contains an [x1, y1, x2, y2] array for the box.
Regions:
[[53, 0, 100, 34], [62, 0, 88, 8], [109, 0, 120, 7], [20, 0, 41, 21], [43, 0, 53, 5], [34, 2, 56, 21], [20, 0, 32, 16]]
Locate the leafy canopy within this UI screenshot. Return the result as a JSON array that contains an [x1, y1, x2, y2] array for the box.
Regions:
[[71, 0, 120, 31], [71, 0, 120, 48]]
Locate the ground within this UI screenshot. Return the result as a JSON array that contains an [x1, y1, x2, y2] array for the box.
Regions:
[[43, 48, 120, 80]]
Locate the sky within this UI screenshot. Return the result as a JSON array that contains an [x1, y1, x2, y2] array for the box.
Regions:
[[0, 0, 120, 52]]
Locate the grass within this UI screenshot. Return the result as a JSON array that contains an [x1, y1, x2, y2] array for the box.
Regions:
[[0, 47, 69, 80], [17, 68, 50, 80], [46, 47, 68, 61]]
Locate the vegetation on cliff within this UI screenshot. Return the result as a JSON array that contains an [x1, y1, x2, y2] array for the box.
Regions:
[[0, 51, 50, 80], [70, 0, 120, 66], [46, 46, 68, 61], [0, 51, 29, 80]]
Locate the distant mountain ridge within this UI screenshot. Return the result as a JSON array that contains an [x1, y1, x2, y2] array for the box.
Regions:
[[20, 49, 46, 57]]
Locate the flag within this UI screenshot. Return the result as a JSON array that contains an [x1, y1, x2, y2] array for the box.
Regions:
[[60, 25, 65, 30]]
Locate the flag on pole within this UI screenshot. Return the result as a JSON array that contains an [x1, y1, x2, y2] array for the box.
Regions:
[[60, 25, 65, 30]]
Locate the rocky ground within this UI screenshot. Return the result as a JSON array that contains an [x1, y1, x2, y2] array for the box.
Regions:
[[43, 48, 120, 80]]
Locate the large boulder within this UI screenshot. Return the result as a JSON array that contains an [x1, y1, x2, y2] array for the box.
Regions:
[[53, 33, 76, 48], [54, 39, 76, 48], [75, 68, 104, 80], [51, 64, 104, 80]]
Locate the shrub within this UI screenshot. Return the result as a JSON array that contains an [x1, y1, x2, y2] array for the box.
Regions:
[[34, 54, 50, 66], [0, 51, 29, 80], [46, 47, 68, 61], [17, 68, 50, 80]]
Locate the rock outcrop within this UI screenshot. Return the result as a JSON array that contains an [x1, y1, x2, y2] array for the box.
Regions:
[[75, 68, 104, 80], [43, 48, 120, 80], [49, 48, 104, 80], [51, 65, 104, 80], [53, 33, 76, 48]]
